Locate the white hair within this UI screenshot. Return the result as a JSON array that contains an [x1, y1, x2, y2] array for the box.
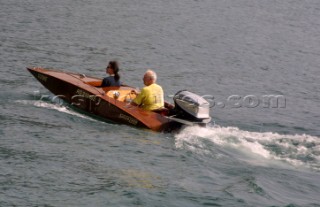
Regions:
[[145, 69, 157, 81]]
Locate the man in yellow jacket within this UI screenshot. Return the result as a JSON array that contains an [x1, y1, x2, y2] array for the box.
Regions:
[[131, 69, 164, 111]]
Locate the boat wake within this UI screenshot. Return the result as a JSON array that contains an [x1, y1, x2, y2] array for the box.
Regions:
[[15, 99, 96, 122], [175, 125, 320, 171]]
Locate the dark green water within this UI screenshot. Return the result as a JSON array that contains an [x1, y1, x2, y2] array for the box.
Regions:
[[1, 0, 320, 206]]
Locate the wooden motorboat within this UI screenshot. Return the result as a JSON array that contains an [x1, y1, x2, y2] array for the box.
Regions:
[[27, 67, 211, 132]]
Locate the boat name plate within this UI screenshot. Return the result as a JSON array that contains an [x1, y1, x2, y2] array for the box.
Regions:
[[38, 74, 48, 82], [119, 114, 138, 125]]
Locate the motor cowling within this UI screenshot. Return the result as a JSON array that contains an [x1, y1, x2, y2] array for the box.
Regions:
[[173, 90, 211, 121]]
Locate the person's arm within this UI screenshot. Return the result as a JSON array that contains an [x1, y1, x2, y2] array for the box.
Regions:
[[131, 88, 144, 107]]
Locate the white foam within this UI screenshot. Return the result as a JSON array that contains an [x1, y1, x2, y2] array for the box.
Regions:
[[175, 125, 320, 170], [15, 100, 96, 121]]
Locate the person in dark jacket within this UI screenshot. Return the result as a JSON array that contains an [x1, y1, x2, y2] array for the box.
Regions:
[[101, 61, 121, 87]]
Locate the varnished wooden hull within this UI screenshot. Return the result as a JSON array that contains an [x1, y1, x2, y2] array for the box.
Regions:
[[27, 67, 182, 132]]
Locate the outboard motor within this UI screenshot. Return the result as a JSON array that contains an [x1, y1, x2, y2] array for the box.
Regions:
[[172, 90, 211, 124]]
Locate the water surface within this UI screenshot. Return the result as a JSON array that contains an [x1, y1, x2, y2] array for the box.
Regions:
[[1, 0, 320, 206]]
